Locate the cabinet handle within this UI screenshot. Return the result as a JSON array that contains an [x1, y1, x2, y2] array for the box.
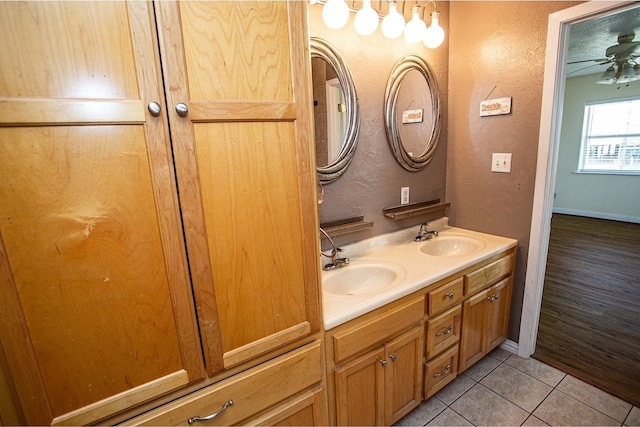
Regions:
[[433, 365, 451, 378], [389, 354, 397, 362], [175, 103, 189, 117], [446, 292, 455, 299], [188, 400, 233, 424], [380, 359, 387, 367], [147, 101, 162, 116], [488, 294, 500, 302], [435, 325, 454, 337]]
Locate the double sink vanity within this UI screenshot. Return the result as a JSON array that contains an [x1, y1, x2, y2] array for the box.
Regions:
[[321, 217, 517, 425]]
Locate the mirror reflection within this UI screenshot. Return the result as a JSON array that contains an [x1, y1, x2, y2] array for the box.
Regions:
[[311, 37, 360, 184], [384, 55, 441, 172]]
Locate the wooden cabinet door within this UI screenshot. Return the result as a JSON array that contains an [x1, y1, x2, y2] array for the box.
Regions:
[[384, 325, 424, 425], [485, 277, 513, 351], [0, 2, 204, 425], [155, 1, 320, 376], [335, 348, 385, 426], [459, 289, 489, 372]]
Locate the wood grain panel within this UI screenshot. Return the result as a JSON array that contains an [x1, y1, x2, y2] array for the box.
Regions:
[[0, 126, 184, 417], [535, 214, 640, 407], [178, 2, 292, 102], [0, 2, 137, 99], [193, 121, 307, 355]]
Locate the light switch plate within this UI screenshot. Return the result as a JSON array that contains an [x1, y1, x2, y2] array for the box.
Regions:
[[491, 153, 512, 173]]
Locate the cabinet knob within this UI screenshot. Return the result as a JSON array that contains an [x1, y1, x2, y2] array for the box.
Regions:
[[380, 359, 387, 367], [389, 354, 397, 362], [446, 293, 455, 299], [188, 400, 233, 424], [175, 103, 189, 117], [488, 294, 500, 302], [147, 101, 162, 116]]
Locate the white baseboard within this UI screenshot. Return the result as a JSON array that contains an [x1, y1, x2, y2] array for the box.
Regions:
[[500, 339, 519, 355], [552, 207, 640, 224]]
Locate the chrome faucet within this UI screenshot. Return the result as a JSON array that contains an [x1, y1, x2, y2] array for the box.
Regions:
[[415, 222, 439, 241], [319, 228, 350, 271]]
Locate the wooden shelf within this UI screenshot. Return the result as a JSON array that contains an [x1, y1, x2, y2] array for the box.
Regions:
[[383, 200, 450, 221], [320, 216, 373, 237]]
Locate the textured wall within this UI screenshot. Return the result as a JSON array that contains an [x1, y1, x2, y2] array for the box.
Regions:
[[447, 1, 583, 341], [308, 3, 450, 249]]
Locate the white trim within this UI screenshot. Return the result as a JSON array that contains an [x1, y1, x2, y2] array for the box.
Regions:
[[552, 208, 640, 224], [519, 1, 639, 359], [500, 339, 519, 356]]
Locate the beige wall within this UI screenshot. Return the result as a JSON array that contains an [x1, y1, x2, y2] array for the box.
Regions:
[[447, 1, 582, 340], [309, 3, 450, 248]]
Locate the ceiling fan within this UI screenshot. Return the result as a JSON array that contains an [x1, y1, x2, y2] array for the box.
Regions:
[[568, 33, 640, 85]]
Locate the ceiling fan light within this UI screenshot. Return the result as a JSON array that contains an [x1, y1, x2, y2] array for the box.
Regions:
[[617, 62, 635, 84], [631, 64, 640, 82], [596, 65, 616, 84]]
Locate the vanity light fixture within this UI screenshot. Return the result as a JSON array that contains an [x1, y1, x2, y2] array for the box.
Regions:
[[314, 0, 445, 48]]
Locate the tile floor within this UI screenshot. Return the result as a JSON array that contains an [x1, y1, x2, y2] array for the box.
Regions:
[[396, 347, 640, 426]]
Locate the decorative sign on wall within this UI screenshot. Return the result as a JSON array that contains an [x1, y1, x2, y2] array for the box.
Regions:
[[479, 97, 512, 117], [402, 109, 424, 124]]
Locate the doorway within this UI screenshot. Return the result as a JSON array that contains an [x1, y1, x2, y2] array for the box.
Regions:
[[519, 1, 639, 358]]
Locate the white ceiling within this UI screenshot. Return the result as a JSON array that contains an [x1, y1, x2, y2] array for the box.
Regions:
[[565, 4, 640, 78]]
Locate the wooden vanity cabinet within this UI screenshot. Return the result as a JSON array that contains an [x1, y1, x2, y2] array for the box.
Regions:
[[0, 1, 322, 425], [328, 297, 425, 426], [459, 254, 515, 372]]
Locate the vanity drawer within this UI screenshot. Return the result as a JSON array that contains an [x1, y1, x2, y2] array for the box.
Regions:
[[123, 341, 322, 426], [333, 296, 424, 363], [424, 344, 459, 399], [465, 253, 514, 296], [426, 305, 461, 360], [428, 277, 463, 316]]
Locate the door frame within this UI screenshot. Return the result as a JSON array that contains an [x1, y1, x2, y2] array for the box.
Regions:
[[518, 0, 639, 358]]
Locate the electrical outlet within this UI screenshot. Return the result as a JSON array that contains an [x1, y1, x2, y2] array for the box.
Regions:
[[401, 187, 410, 205], [491, 153, 512, 173]]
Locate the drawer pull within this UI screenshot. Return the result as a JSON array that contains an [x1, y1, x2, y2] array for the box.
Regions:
[[433, 365, 450, 378], [188, 400, 233, 424], [446, 293, 455, 299], [435, 325, 454, 337], [488, 294, 500, 302]]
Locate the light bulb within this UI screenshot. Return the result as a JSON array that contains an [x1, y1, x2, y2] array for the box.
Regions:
[[381, 2, 405, 40], [404, 6, 426, 44], [596, 66, 616, 85], [322, 0, 350, 30], [618, 62, 635, 84], [354, 0, 379, 36], [423, 10, 445, 48]]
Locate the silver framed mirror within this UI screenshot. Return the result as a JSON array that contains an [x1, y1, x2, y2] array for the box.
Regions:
[[311, 37, 360, 184], [384, 55, 441, 172]]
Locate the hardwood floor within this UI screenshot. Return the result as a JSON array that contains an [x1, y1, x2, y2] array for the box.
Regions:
[[533, 214, 640, 407]]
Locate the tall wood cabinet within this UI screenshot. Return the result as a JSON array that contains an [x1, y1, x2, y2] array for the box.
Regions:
[[0, 2, 321, 425]]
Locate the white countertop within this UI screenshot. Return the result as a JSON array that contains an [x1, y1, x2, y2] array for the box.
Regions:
[[321, 218, 518, 330]]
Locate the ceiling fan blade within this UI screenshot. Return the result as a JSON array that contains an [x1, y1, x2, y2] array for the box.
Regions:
[[567, 58, 610, 65], [566, 62, 611, 76]]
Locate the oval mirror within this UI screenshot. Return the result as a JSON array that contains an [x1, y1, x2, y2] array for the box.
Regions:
[[384, 55, 441, 172], [311, 37, 360, 184]]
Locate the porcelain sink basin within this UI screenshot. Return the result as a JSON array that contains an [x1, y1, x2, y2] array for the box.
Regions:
[[323, 260, 407, 296], [419, 235, 486, 257]]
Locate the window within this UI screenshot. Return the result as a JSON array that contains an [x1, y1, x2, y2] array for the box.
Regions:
[[579, 97, 640, 174]]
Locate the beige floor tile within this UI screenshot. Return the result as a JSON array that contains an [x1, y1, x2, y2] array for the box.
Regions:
[[426, 408, 472, 426], [533, 389, 619, 426], [396, 397, 447, 426], [450, 384, 529, 426], [463, 354, 502, 381], [480, 363, 553, 412], [434, 374, 476, 405], [505, 355, 566, 386], [522, 414, 550, 426], [556, 375, 632, 422], [625, 406, 640, 426], [489, 346, 513, 361]]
